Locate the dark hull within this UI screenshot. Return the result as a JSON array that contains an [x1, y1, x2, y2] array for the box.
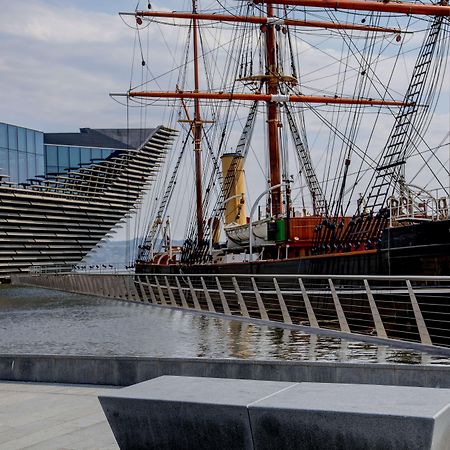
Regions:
[[137, 219, 450, 276]]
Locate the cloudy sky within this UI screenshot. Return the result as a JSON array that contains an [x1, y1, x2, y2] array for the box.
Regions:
[[0, 0, 179, 132]]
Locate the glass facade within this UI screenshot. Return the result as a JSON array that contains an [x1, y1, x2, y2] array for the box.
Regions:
[[44, 145, 115, 175], [0, 122, 45, 184]]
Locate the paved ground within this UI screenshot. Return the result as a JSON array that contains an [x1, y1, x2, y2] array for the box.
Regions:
[[0, 381, 119, 449]]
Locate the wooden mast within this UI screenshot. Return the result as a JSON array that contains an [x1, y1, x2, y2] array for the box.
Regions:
[[265, 3, 283, 216], [253, 0, 450, 17], [192, 0, 204, 244]]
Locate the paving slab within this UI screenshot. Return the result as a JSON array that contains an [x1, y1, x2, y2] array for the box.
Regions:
[[0, 381, 119, 450], [99, 375, 297, 450]]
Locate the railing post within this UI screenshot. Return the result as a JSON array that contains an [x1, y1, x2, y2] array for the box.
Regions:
[[165, 276, 178, 306], [364, 279, 387, 338], [328, 279, 350, 333], [215, 277, 231, 315], [273, 278, 292, 324], [406, 280, 432, 345], [155, 276, 167, 305], [145, 276, 158, 304], [187, 277, 202, 311], [137, 276, 148, 302], [175, 276, 189, 309], [201, 277, 216, 313], [298, 278, 319, 328], [232, 277, 250, 317], [251, 277, 269, 321]]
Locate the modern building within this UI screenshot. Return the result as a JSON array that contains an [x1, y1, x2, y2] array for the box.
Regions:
[[0, 121, 176, 275]]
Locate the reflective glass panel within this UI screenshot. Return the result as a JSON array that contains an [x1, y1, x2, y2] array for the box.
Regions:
[[80, 148, 92, 165], [8, 125, 18, 150], [0, 124, 7, 148], [91, 148, 102, 160], [36, 155, 45, 176], [26, 129, 36, 153], [18, 128, 26, 151], [46, 145, 58, 167], [69, 147, 81, 169], [9, 150, 19, 183], [18, 151, 27, 183], [27, 154, 36, 179], [58, 146, 69, 170], [0, 148, 8, 175], [35, 133, 44, 155]]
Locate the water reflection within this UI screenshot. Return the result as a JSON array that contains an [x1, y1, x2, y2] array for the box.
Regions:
[[0, 285, 447, 365]]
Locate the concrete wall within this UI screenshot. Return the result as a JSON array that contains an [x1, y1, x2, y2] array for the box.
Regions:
[[0, 355, 449, 388]]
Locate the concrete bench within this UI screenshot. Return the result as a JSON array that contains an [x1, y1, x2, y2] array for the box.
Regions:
[[99, 375, 450, 450]]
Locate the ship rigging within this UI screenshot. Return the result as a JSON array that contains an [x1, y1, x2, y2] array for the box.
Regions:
[[114, 0, 450, 276]]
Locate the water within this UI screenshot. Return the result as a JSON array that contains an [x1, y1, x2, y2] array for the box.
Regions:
[[0, 285, 448, 364]]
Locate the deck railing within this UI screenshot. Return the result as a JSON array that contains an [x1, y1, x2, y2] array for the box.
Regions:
[[14, 271, 450, 349]]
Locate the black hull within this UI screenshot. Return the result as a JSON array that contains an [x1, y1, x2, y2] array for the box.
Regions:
[[137, 219, 450, 276]]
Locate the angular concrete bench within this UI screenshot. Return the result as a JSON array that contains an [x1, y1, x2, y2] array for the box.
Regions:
[[98, 375, 450, 450]]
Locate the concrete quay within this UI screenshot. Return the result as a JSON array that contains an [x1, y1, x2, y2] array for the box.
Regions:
[[1, 354, 450, 388], [0, 381, 118, 449]]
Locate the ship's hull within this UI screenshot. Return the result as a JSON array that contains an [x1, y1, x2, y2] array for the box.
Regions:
[[136, 219, 450, 276]]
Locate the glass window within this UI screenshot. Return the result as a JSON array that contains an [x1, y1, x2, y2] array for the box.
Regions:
[[0, 148, 8, 174], [91, 148, 102, 161], [0, 124, 7, 148], [46, 145, 58, 168], [18, 151, 27, 183], [80, 148, 92, 165], [18, 128, 26, 151], [69, 147, 81, 168], [102, 149, 113, 159], [36, 154, 45, 176], [35, 132, 44, 155], [27, 153, 36, 179], [9, 150, 19, 183], [26, 129, 36, 153], [58, 146, 69, 170], [46, 165, 59, 175], [8, 125, 18, 150]]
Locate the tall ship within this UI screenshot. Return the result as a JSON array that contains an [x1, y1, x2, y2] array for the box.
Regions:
[[117, 0, 450, 276]]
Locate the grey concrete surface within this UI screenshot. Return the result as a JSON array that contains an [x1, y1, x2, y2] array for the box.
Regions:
[[249, 382, 450, 450], [99, 376, 296, 450], [99, 376, 450, 450], [0, 381, 119, 450], [1, 354, 450, 388]]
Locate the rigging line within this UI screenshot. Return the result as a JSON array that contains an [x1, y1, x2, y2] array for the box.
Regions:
[[410, 133, 450, 184], [128, 28, 255, 91]]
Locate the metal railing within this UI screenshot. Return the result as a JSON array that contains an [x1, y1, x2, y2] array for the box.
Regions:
[[15, 271, 450, 349]]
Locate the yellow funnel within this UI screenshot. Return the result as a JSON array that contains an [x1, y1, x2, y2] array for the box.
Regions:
[[221, 153, 247, 226]]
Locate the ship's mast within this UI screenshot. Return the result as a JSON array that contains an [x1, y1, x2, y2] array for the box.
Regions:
[[192, 0, 204, 244], [265, 4, 283, 217]]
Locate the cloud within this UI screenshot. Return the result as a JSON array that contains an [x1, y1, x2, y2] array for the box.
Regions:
[[1, 1, 124, 44]]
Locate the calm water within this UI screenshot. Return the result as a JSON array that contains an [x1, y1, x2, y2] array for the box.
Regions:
[[0, 285, 448, 364]]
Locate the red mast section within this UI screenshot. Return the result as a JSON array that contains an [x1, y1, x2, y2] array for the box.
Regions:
[[253, 0, 450, 16], [265, 3, 283, 216]]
